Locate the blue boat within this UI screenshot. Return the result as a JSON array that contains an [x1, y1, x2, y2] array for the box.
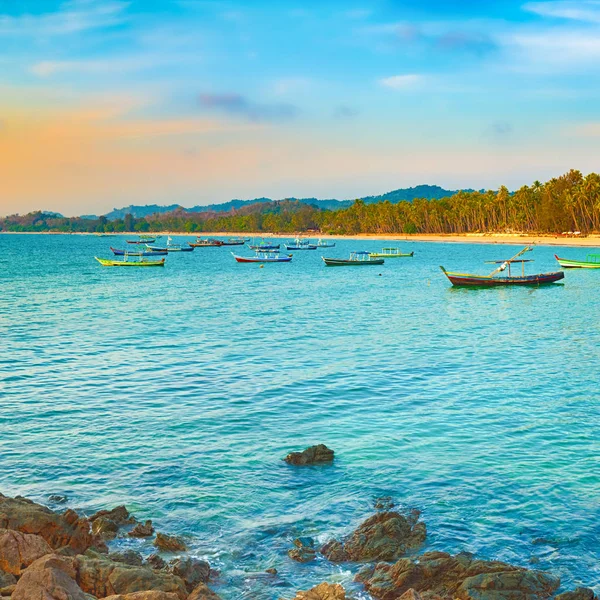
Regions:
[[111, 246, 167, 257]]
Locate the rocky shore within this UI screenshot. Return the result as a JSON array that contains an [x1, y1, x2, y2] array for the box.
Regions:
[[0, 446, 595, 600]]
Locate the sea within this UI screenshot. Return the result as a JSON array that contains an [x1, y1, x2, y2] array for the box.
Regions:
[[2, 233, 599, 599]]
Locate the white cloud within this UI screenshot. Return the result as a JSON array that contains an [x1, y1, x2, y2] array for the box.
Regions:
[[523, 1, 600, 23], [378, 74, 425, 90]]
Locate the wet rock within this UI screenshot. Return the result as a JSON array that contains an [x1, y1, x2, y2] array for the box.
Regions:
[[288, 537, 316, 562], [266, 567, 278, 575], [0, 527, 53, 575], [109, 550, 144, 566], [48, 495, 68, 504], [90, 505, 135, 526], [288, 581, 346, 599], [12, 554, 92, 600], [146, 554, 167, 570], [284, 444, 334, 466], [75, 552, 188, 599], [129, 520, 155, 538], [321, 511, 426, 562], [102, 593, 181, 600], [374, 496, 395, 511], [555, 588, 596, 600], [529, 556, 540, 565], [93, 516, 120, 540], [0, 493, 98, 553], [168, 557, 210, 592], [188, 582, 222, 600], [153, 533, 188, 553], [355, 551, 560, 600]]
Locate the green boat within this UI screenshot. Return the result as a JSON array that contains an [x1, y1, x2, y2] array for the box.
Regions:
[[322, 251, 384, 266], [95, 256, 165, 267], [369, 247, 414, 258], [554, 253, 600, 269]]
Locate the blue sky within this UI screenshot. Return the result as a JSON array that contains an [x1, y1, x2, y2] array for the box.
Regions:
[[1, 0, 600, 215]]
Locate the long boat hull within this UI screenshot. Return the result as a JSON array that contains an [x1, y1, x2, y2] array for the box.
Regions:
[[369, 252, 414, 258], [441, 267, 564, 287], [95, 257, 165, 267], [189, 242, 223, 247], [554, 255, 600, 269], [111, 247, 167, 256], [219, 240, 246, 246], [232, 253, 292, 263], [249, 244, 280, 250], [126, 239, 156, 244], [285, 245, 317, 250], [322, 257, 384, 266]]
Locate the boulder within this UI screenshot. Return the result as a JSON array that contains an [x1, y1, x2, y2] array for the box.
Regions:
[[321, 511, 426, 562], [0, 569, 16, 589], [187, 583, 222, 600], [0, 494, 98, 553], [129, 521, 154, 538], [90, 506, 135, 526], [146, 554, 167, 570], [168, 557, 210, 592], [48, 495, 68, 504], [355, 551, 560, 600], [109, 551, 144, 566], [555, 589, 596, 600], [288, 582, 346, 599], [0, 527, 53, 574], [284, 444, 334, 466], [101, 593, 180, 600], [12, 554, 93, 600], [93, 517, 120, 540], [75, 552, 188, 599], [265, 567, 278, 575], [153, 533, 188, 553], [288, 537, 316, 563]]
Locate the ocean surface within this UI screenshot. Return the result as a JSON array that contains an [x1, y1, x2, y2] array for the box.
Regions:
[[2, 233, 600, 599]]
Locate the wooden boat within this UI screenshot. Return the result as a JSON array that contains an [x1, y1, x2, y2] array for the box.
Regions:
[[322, 251, 385, 266], [147, 236, 193, 252], [285, 238, 317, 250], [248, 243, 280, 250], [219, 238, 246, 246], [126, 235, 156, 244], [369, 247, 414, 258], [95, 256, 165, 267], [189, 238, 224, 247], [554, 254, 600, 268], [440, 247, 564, 287], [316, 239, 336, 248], [232, 250, 292, 263], [110, 246, 167, 256]]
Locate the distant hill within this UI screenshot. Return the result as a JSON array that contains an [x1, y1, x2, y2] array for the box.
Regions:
[[100, 185, 467, 220]]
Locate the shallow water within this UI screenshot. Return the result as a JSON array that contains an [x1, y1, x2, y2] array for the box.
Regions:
[[2, 234, 599, 598]]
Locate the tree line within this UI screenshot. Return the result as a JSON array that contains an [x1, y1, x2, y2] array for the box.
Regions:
[[3, 170, 600, 235]]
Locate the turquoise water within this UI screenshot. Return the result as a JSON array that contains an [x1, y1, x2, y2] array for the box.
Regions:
[[2, 234, 599, 599]]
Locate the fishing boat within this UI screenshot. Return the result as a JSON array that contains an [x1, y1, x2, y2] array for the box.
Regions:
[[285, 238, 317, 250], [189, 238, 224, 247], [440, 247, 564, 287], [95, 256, 165, 267], [126, 235, 156, 244], [316, 239, 336, 248], [248, 241, 280, 251], [554, 254, 600, 269], [110, 246, 167, 256], [322, 251, 385, 266], [232, 250, 292, 263], [219, 238, 246, 246], [369, 247, 414, 258], [147, 236, 194, 252]]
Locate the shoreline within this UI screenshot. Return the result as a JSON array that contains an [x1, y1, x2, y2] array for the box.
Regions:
[[3, 230, 600, 247]]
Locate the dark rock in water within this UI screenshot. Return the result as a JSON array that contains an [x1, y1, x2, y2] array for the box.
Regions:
[[355, 551, 560, 600], [555, 588, 596, 600], [92, 516, 120, 540], [0, 493, 99, 553], [147, 554, 167, 570], [168, 557, 210, 592], [153, 533, 188, 552], [285, 444, 334, 465], [529, 556, 540, 565], [109, 550, 144, 566], [287, 581, 346, 599], [265, 567, 278, 575], [48, 495, 68, 504], [294, 536, 315, 548], [90, 505, 135, 526], [0, 527, 53, 575], [321, 511, 426, 562], [374, 496, 395, 510], [288, 536, 317, 562], [188, 582, 223, 600], [129, 520, 155, 538]]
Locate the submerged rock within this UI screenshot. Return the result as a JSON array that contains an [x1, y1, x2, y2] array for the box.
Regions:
[[355, 551, 560, 600], [153, 533, 188, 553], [48, 495, 68, 504], [284, 444, 335, 466], [265, 567, 278, 575], [129, 520, 155, 538], [0, 527, 53, 575], [374, 496, 396, 511], [287, 581, 346, 599], [288, 537, 316, 563], [321, 510, 426, 562], [168, 557, 210, 592]]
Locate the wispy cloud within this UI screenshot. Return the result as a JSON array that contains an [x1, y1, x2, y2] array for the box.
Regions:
[[378, 74, 425, 90], [198, 93, 299, 121], [523, 1, 600, 23]]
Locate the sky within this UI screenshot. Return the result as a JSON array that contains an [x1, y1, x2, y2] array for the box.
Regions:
[[1, 0, 600, 216]]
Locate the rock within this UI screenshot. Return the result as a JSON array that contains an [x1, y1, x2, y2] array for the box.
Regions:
[[0, 569, 16, 589], [321, 511, 426, 562], [93, 516, 120, 540], [398, 591, 423, 600], [284, 444, 334, 466], [0, 493, 99, 553], [129, 520, 155, 538], [356, 551, 560, 600], [555, 589, 595, 600], [75, 552, 188, 599], [146, 554, 167, 570], [12, 554, 93, 600], [0, 584, 15, 596], [288, 537, 316, 562], [153, 533, 188, 553], [109, 550, 144, 566], [265, 567, 278, 575], [187, 582, 222, 600], [374, 496, 395, 510], [49, 495, 69, 504], [0, 527, 53, 574], [168, 557, 210, 592], [101, 593, 181, 600], [288, 582, 346, 599], [89, 506, 135, 526]]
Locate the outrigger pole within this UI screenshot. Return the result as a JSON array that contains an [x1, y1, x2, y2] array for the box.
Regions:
[[487, 246, 534, 277]]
